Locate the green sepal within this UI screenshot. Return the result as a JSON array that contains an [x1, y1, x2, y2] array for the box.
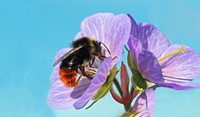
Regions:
[[93, 66, 119, 100], [92, 79, 113, 101], [127, 51, 138, 74], [85, 101, 97, 109], [86, 67, 119, 109], [107, 66, 120, 83], [132, 71, 147, 90], [126, 50, 147, 90]]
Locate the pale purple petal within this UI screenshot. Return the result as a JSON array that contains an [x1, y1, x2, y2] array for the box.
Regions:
[[137, 23, 170, 59], [79, 13, 131, 61], [48, 78, 91, 109], [74, 57, 113, 109], [137, 50, 162, 82], [128, 36, 142, 62], [128, 14, 138, 38], [51, 48, 71, 83], [156, 77, 200, 90], [70, 78, 91, 98], [51, 65, 60, 83], [160, 44, 200, 80], [132, 86, 156, 117]]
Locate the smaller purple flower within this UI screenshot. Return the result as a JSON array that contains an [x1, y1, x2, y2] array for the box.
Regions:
[[128, 16, 200, 90], [48, 13, 132, 109], [132, 86, 156, 117], [120, 87, 156, 117]]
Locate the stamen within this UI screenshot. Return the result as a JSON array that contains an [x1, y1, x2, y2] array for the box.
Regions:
[[158, 45, 186, 62]]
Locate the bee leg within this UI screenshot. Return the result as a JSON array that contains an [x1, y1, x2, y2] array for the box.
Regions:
[[112, 56, 117, 60], [92, 52, 107, 61], [79, 66, 93, 80], [99, 42, 111, 55], [89, 57, 95, 67], [99, 55, 107, 61]]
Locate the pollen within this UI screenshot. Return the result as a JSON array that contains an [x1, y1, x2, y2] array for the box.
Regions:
[[158, 45, 186, 62]]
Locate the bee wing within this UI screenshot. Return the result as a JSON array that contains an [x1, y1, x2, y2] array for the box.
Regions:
[[53, 45, 83, 67]]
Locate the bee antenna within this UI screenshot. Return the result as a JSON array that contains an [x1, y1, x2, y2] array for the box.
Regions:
[[100, 42, 111, 55]]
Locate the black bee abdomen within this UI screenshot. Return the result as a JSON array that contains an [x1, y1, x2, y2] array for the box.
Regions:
[[60, 54, 79, 70], [60, 45, 91, 70]]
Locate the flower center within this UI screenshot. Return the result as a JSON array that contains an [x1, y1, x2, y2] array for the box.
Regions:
[[158, 45, 186, 62]]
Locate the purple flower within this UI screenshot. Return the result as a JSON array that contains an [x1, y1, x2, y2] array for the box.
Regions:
[[128, 16, 200, 90], [48, 13, 131, 109], [132, 86, 156, 117], [120, 87, 156, 117]]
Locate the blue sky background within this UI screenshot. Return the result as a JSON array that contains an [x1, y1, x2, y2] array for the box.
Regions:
[[0, 0, 200, 117]]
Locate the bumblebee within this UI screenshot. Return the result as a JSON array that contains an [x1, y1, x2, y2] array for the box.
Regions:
[[53, 37, 109, 87]]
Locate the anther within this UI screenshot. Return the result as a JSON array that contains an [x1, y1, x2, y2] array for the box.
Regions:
[[158, 45, 186, 62]]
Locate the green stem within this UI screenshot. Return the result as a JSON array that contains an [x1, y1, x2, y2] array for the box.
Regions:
[[130, 86, 134, 97], [124, 103, 131, 112]]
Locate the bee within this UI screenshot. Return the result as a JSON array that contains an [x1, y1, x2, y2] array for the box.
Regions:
[[53, 37, 110, 87]]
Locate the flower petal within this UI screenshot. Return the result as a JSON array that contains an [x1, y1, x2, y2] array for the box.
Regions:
[[128, 14, 138, 38], [128, 36, 142, 61], [137, 23, 170, 59], [132, 86, 156, 117], [161, 44, 200, 80], [73, 57, 112, 109], [79, 13, 131, 60], [47, 78, 90, 109], [70, 78, 91, 98], [156, 77, 200, 90], [137, 50, 162, 83], [51, 48, 71, 83]]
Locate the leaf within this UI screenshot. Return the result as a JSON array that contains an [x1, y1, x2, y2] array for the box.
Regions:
[[127, 51, 138, 74]]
